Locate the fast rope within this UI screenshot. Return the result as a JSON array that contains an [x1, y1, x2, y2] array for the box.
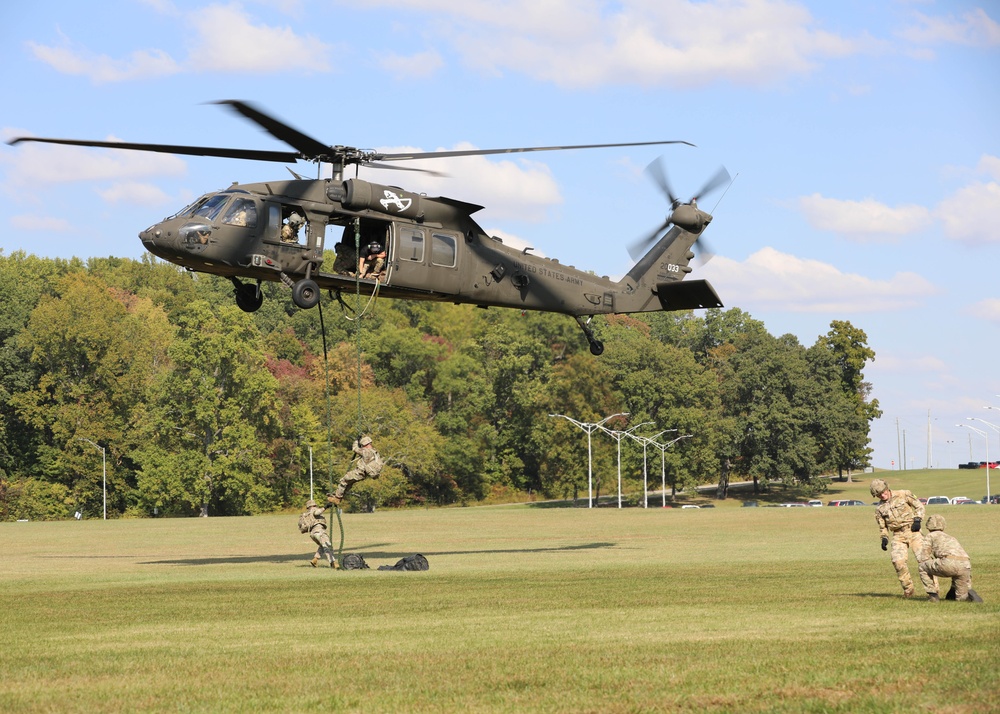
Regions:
[[317, 296, 344, 565]]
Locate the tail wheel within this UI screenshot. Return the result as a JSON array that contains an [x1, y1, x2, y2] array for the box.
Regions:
[[292, 279, 320, 309]]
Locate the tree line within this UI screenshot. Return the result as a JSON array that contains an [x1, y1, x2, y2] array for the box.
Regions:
[[0, 250, 881, 519]]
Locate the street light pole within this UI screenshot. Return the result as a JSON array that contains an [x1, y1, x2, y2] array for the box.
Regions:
[[598, 421, 653, 509], [647, 434, 693, 507], [625, 429, 673, 508], [77, 437, 106, 520], [958, 422, 989, 503], [549, 412, 628, 508]]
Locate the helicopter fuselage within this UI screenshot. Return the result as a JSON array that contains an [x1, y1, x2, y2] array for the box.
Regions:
[[139, 177, 719, 325]]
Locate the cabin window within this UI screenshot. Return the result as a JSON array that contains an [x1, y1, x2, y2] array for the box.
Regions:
[[222, 198, 258, 228], [431, 232, 457, 268], [398, 227, 425, 262]]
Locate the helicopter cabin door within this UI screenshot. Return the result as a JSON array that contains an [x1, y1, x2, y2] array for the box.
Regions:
[[263, 201, 318, 275], [388, 225, 462, 295]]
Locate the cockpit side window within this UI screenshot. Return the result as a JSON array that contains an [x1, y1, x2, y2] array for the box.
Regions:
[[222, 198, 258, 228]]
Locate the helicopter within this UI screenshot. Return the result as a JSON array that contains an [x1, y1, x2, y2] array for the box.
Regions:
[[8, 100, 729, 355]]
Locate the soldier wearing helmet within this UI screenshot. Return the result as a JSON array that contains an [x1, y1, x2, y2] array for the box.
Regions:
[[871, 478, 926, 598], [357, 240, 387, 280], [301, 498, 337, 568], [917, 515, 979, 602], [328, 435, 385, 508]]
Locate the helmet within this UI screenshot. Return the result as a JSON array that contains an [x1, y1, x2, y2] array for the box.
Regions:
[[367, 241, 383, 255], [927, 514, 946, 531], [870, 478, 888, 497], [305, 499, 317, 509], [359, 435, 373, 447]]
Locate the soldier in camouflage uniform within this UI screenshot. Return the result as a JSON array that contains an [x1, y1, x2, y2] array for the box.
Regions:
[[328, 435, 384, 507], [302, 499, 337, 569], [871, 478, 925, 598], [917, 514, 973, 602]]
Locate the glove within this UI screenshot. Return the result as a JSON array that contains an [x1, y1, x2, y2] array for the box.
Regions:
[[328, 493, 342, 507], [911, 518, 921, 533], [881, 536, 888, 551]]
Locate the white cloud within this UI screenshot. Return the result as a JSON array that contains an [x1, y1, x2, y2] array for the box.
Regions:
[[97, 182, 174, 207], [900, 8, 1000, 48], [798, 193, 930, 241], [26, 4, 334, 82], [378, 49, 445, 79], [978, 154, 1000, 181], [356, 144, 562, 221], [363, 0, 866, 87], [26, 36, 181, 84], [185, 3, 334, 73], [700, 246, 939, 312], [967, 298, 1000, 322], [935, 180, 1000, 245], [10, 214, 73, 232]]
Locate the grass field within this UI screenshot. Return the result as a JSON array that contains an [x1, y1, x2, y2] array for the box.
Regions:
[[1, 470, 998, 713]]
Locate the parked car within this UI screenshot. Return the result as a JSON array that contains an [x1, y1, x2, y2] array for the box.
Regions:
[[807, 500, 823, 507], [741, 500, 758, 508], [681, 505, 700, 509], [779, 502, 808, 507], [959, 500, 979, 505], [926, 496, 951, 505], [952, 496, 973, 505], [989, 494, 1000, 505]]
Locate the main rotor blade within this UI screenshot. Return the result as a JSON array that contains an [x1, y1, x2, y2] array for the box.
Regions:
[[374, 139, 695, 163], [5, 136, 300, 163], [693, 166, 731, 202], [214, 99, 333, 160], [365, 161, 447, 178], [645, 156, 679, 206], [627, 219, 671, 262]]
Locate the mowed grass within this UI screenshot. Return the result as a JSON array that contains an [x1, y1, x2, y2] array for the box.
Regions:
[[1, 479, 998, 712]]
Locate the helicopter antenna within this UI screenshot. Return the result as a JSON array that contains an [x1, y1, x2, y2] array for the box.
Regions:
[[709, 172, 738, 214]]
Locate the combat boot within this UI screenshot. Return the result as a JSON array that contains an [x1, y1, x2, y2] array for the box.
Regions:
[[927, 592, 939, 603], [310, 556, 319, 567], [902, 586, 915, 599], [330, 557, 340, 570]]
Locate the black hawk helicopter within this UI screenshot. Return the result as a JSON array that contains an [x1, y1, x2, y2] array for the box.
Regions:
[[8, 100, 728, 355]]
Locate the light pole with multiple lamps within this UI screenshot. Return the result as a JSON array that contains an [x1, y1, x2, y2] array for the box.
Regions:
[[77, 437, 106, 520], [597, 421, 653, 508], [646, 434, 694, 507], [624, 429, 674, 508], [549, 412, 628, 508]]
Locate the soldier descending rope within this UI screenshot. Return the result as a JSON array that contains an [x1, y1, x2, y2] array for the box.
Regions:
[[328, 435, 384, 507]]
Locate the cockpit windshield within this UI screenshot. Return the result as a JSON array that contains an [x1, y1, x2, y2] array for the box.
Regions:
[[168, 193, 233, 222]]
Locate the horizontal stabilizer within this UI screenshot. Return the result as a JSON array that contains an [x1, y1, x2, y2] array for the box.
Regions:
[[655, 279, 723, 311]]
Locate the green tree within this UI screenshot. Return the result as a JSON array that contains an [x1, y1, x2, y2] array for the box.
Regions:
[[12, 273, 172, 517], [813, 320, 882, 477], [135, 302, 281, 516]]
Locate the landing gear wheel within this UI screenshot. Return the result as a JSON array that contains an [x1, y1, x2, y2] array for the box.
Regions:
[[232, 280, 263, 313], [292, 278, 320, 309], [575, 315, 604, 357]]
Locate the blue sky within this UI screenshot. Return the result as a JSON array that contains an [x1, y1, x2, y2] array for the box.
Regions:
[[2, 0, 998, 477]]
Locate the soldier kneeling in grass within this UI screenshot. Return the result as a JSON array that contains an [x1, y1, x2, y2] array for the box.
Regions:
[[917, 514, 982, 603]]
